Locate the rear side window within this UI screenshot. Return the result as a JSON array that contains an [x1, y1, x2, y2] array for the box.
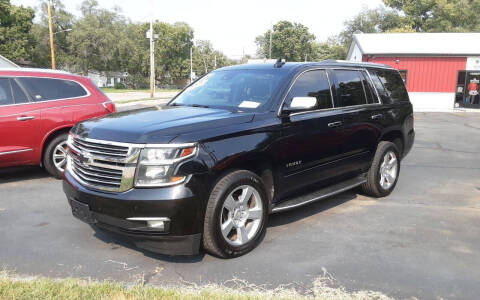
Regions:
[[335, 70, 367, 107], [0, 78, 13, 106], [370, 69, 409, 103], [360, 71, 377, 104], [286, 70, 333, 110], [11, 80, 29, 104], [18, 77, 88, 102]]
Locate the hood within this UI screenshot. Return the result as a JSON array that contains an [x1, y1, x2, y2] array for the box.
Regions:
[[73, 105, 254, 144]]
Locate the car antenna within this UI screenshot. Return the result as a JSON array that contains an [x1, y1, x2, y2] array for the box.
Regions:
[[274, 58, 286, 68]]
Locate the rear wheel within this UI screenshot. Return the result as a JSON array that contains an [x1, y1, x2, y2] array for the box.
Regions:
[[361, 141, 400, 197], [43, 133, 69, 179], [203, 170, 268, 258]]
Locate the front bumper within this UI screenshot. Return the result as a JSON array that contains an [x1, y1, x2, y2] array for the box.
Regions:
[[63, 170, 206, 256]]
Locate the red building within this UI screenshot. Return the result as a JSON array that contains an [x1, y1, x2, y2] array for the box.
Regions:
[[347, 33, 480, 111]]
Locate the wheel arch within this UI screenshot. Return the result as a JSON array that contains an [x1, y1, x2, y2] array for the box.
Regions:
[[40, 126, 72, 166], [212, 153, 277, 210], [380, 130, 404, 158]]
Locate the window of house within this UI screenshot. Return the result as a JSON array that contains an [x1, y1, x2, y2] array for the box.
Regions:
[[334, 70, 367, 107], [285, 70, 333, 110], [18, 77, 88, 101]]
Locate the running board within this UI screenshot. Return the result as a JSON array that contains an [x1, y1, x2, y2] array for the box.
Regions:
[[271, 174, 367, 213]]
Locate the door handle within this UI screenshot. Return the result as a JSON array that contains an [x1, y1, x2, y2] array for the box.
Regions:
[[371, 114, 383, 120], [328, 121, 343, 128], [17, 116, 35, 121]]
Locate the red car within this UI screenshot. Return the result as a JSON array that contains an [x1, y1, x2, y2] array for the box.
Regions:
[[0, 68, 115, 178]]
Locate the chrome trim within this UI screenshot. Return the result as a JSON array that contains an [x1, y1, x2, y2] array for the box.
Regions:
[[126, 217, 170, 221], [277, 68, 334, 117], [0, 148, 33, 156], [364, 69, 382, 104], [271, 179, 366, 213], [67, 134, 197, 192], [16, 116, 35, 121]]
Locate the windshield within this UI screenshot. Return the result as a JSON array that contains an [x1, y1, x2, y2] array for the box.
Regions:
[[170, 69, 285, 111]]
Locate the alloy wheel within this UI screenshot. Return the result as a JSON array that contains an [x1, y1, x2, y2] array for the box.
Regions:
[[379, 150, 398, 190], [220, 185, 263, 246], [53, 141, 68, 173]]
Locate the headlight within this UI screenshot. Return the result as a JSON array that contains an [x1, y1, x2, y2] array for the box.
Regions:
[[134, 146, 196, 187]]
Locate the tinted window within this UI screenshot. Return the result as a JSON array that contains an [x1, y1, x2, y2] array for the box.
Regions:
[[18, 77, 88, 102], [0, 78, 13, 106], [11, 80, 29, 104], [335, 70, 367, 107], [285, 70, 332, 110], [371, 69, 409, 103], [361, 71, 377, 104]]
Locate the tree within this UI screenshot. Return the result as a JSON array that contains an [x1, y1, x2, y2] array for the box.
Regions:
[[255, 21, 316, 62], [67, 0, 127, 74], [311, 38, 347, 61], [31, 0, 73, 68], [0, 0, 35, 63], [338, 7, 406, 47], [383, 0, 480, 32]]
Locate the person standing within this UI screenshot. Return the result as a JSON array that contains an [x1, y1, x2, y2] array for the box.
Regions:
[[467, 78, 479, 105]]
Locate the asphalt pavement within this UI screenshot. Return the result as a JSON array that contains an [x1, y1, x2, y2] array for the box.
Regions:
[[1, 112, 479, 299]]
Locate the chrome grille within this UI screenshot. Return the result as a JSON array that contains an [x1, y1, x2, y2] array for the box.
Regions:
[[67, 135, 140, 192]]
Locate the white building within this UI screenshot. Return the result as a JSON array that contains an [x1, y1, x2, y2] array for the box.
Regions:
[[0, 55, 20, 68]]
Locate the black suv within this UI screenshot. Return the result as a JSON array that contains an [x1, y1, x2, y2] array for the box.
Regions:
[[63, 60, 415, 258]]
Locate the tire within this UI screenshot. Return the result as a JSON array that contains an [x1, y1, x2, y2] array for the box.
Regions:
[[203, 170, 269, 258], [43, 133, 69, 179], [361, 141, 401, 198]]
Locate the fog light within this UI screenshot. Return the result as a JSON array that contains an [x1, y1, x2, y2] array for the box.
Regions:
[[127, 217, 170, 231]]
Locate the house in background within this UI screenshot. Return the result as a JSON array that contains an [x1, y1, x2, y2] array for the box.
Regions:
[[347, 33, 480, 111], [85, 71, 129, 88], [0, 54, 20, 68]]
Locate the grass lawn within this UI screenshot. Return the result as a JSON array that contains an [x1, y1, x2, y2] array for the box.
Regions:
[[101, 88, 180, 93], [0, 272, 392, 300]]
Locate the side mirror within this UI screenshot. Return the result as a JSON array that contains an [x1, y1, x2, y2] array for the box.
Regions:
[[283, 97, 316, 113]]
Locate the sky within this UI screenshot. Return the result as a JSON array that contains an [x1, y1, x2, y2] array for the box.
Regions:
[[12, 0, 383, 58]]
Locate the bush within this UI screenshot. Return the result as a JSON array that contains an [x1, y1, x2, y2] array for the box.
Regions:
[[114, 82, 126, 89], [125, 74, 149, 89]]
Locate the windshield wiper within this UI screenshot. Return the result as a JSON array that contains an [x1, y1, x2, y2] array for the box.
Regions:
[[190, 104, 211, 108]]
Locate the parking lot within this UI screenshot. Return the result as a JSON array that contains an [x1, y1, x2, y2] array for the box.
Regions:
[[1, 112, 479, 299]]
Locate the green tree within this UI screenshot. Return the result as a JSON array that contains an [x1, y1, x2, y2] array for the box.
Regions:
[[338, 7, 406, 47], [0, 0, 35, 63], [67, 0, 127, 74], [255, 21, 316, 62], [31, 0, 73, 68], [311, 38, 347, 61], [191, 40, 232, 77], [383, 0, 480, 32]]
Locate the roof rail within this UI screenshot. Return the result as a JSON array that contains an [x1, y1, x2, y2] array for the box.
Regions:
[[274, 58, 286, 68]]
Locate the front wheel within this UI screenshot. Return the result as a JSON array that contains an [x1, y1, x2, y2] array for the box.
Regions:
[[361, 141, 401, 198], [43, 133, 69, 179], [203, 170, 268, 258]]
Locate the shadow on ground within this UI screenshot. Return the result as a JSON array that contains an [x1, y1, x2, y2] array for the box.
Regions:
[[0, 166, 49, 184]]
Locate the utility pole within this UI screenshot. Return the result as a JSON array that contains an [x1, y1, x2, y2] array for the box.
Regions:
[[47, 0, 56, 70], [190, 46, 193, 83], [214, 54, 217, 69], [269, 22, 272, 59], [148, 0, 155, 98]]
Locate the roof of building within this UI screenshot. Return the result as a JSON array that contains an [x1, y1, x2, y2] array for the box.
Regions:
[[0, 54, 20, 68], [349, 33, 480, 57]]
